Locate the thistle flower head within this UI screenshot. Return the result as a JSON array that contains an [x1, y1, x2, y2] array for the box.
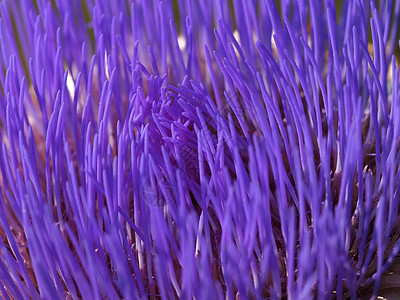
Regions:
[[1, 0, 400, 299]]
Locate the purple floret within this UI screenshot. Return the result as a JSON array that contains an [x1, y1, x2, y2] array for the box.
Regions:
[[1, 0, 400, 299]]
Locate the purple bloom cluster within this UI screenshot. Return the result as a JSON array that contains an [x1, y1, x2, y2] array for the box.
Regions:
[[1, 0, 400, 299]]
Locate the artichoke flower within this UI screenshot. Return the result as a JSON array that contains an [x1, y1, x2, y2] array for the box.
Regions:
[[0, 0, 400, 299]]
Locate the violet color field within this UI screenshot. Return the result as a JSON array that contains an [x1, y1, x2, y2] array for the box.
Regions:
[[1, 0, 400, 299]]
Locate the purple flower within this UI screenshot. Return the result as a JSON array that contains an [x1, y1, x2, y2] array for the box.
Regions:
[[0, 0, 400, 299]]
